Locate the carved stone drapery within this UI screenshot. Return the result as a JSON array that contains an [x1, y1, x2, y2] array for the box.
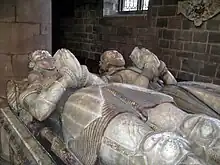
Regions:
[[177, 0, 220, 26]]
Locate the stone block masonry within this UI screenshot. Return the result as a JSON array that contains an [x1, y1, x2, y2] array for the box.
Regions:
[[60, 0, 220, 84], [154, 0, 220, 84], [60, 2, 159, 73], [0, 0, 51, 95]]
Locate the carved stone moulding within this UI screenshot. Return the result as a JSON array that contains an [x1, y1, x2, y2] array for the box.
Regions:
[[177, 0, 220, 26]]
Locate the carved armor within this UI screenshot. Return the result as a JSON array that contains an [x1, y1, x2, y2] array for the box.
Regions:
[[3, 48, 220, 165], [99, 49, 151, 88], [14, 49, 104, 122], [61, 83, 172, 164], [129, 47, 177, 89], [102, 69, 151, 88], [99, 50, 125, 75], [100, 47, 177, 90], [161, 81, 220, 119], [61, 83, 214, 165]]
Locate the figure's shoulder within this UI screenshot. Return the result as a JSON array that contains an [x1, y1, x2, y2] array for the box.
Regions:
[[62, 83, 174, 147]]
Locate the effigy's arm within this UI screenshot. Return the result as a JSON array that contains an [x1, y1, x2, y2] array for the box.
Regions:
[[19, 49, 105, 122], [19, 75, 69, 121], [146, 102, 220, 164], [80, 65, 105, 86], [133, 64, 158, 88], [158, 61, 177, 85]]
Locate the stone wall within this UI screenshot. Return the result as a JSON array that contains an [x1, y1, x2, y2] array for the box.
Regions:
[[60, 0, 220, 84], [0, 0, 51, 95], [153, 0, 220, 84], [60, 2, 159, 73]]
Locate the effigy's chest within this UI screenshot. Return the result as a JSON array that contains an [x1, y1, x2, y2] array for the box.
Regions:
[[61, 87, 120, 165], [61, 84, 174, 165]]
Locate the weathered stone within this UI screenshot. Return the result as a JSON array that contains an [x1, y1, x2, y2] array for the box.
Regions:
[[208, 32, 220, 43], [40, 23, 51, 35], [182, 20, 193, 30], [158, 29, 163, 38], [117, 27, 133, 36], [160, 55, 170, 65], [168, 56, 182, 70], [176, 51, 193, 58], [163, 29, 175, 40], [211, 14, 220, 20], [159, 40, 169, 48], [164, 0, 178, 5], [213, 78, 220, 85], [175, 31, 192, 41], [168, 17, 182, 29], [0, 54, 13, 77], [151, 7, 158, 17], [193, 31, 208, 43], [194, 22, 206, 30], [100, 17, 126, 26], [25, 34, 52, 53], [12, 55, 29, 78], [210, 55, 220, 63], [206, 20, 220, 30], [93, 25, 101, 33], [177, 71, 194, 81], [158, 6, 176, 16], [182, 59, 204, 74], [216, 70, 220, 79], [156, 18, 168, 27], [0, 23, 40, 54], [127, 17, 149, 28], [81, 43, 91, 51], [210, 45, 220, 55], [16, 0, 51, 23], [170, 41, 183, 50], [86, 25, 93, 33], [151, 0, 162, 5], [88, 52, 96, 60], [195, 75, 212, 83], [206, 44, 211, 53], [0, 78, 10, 96], [162, 48, 176, 56], [200, 63, 217, 77], [103, 41, 117, 50], [194, 53, 209, 61], [184, 43, 206, 53], [0, 2, 15, 22]]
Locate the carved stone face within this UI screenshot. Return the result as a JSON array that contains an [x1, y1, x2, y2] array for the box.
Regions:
[[29, 50, 56, 71], [143, 132, 207, 165], [99, 58, 108, 74], [34, 57, 55, 71], [99, 50, 125, 74], [180, 115, 220, 164]]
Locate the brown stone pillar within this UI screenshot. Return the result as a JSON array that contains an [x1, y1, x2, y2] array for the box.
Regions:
[[0, 0, 52, 95]]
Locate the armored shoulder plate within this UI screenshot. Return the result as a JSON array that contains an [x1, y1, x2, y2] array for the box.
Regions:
[[62, 83, 173, 165]]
